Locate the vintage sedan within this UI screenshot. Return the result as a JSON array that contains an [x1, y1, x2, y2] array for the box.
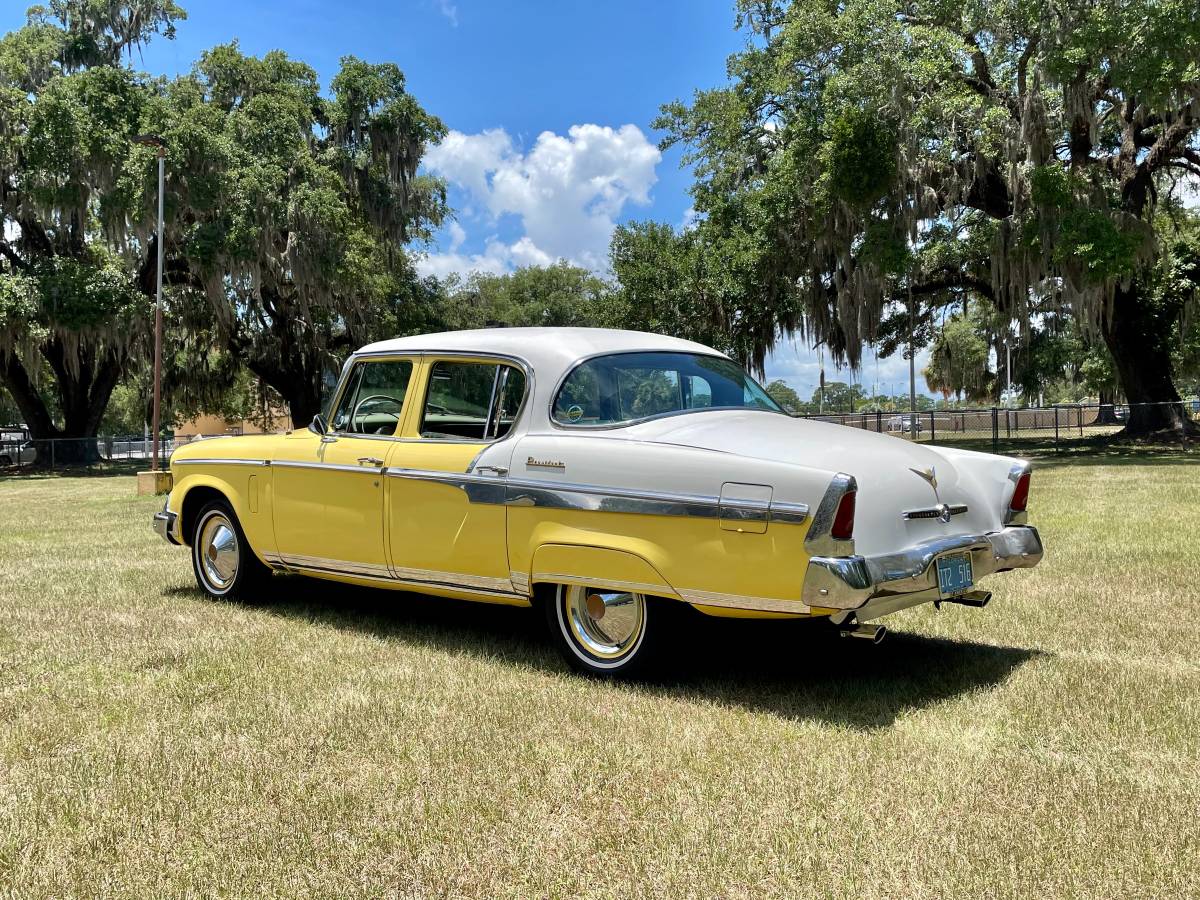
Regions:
[[154, 328, 1043, 676]]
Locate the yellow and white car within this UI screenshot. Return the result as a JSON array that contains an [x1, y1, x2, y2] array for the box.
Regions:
[[154, 328, 1043, 676]]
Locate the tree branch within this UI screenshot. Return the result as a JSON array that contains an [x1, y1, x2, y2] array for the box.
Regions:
[[1141, 100, 1197, 176], [0, 240, 27, 272]]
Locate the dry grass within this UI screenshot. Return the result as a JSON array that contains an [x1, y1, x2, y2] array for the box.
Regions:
[[1, 453, 1197, 898]]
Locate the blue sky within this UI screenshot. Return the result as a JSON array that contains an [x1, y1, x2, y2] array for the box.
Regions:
[[2, 0, 932, 399]]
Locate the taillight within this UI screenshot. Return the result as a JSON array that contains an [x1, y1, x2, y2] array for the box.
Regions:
[[831, 490, 856, 540], [1010, 472, 1031, 512]]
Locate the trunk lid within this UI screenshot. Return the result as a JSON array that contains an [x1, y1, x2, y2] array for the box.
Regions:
[[624, 410, 1003, 555]]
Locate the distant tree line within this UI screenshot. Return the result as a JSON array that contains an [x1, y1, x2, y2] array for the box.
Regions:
[[3, 0, 1199, 456]]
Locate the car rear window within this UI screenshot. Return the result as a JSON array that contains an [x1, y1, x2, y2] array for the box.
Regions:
[[552, 352, 781, 427]]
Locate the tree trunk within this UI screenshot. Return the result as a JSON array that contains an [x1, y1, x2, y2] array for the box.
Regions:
[[246, 353, 326, 430], [0, 344, 125, 465], [1094, 388, 1119, 425], [285, 380, 324, 430], [1100, 283, 1197, 437]]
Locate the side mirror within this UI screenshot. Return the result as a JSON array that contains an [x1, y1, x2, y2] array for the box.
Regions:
[[308, 413, 327, 436]]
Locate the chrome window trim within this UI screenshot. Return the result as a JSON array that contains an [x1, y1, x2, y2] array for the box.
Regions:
[[418, 356, 528, 444], [547, 349, 786, 432], [326, 355, 418, 441], [804, 473, 857, 557], [321, 350, 534, 446]]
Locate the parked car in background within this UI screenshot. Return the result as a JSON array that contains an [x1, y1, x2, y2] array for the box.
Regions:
[[886, 414, 924, 434], [0, 436, 36, 467], [154, 328, 1043, 677]]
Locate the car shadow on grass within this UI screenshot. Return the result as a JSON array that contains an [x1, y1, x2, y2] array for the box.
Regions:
[[182, 575, 1042, 731]]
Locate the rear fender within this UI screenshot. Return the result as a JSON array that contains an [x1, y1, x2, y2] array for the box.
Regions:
[[528, 544, 680, 600]]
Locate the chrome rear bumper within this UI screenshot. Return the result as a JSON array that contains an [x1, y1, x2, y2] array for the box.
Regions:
[[802, 525, 1043, 612]]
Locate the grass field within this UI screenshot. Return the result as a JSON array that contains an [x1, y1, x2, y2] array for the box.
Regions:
[[1, 452, 1198, 898]]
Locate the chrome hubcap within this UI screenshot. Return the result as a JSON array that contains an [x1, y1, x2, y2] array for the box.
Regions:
[[564, 586, 645, 660], [198, 513, 239, 591]]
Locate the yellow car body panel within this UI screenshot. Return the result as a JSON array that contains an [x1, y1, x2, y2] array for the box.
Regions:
[[508, 507, 815, 614]]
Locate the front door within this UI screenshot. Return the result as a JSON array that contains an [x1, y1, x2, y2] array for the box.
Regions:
[[386, 357, 526, 598], [271, 357, 415, 580]]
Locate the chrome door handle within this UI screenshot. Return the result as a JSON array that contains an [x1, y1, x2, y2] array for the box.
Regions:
[[357, 456, 384, 466], [474, 465, 509, 476]]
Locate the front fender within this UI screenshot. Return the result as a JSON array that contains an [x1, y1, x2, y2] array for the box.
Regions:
[[168, 468, 273, 564]]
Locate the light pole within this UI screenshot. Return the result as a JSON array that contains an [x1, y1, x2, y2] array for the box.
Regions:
[[133, 135, 166, 471]]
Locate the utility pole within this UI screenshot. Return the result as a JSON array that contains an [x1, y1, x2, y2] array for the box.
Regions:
[[908, 285, 917, 436], [133, 135, 167, 471], [1006, 338, 1013, 408]]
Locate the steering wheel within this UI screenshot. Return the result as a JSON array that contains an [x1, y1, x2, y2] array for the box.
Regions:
[[350, 394, 403, 433]]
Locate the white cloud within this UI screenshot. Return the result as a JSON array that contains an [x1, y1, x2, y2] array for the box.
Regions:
[[436, 0, 458, 27], [418, 123, 661, 277]]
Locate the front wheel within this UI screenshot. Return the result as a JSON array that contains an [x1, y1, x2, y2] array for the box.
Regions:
[[190, 500, 271, 601], [543, 584, 669, 678]]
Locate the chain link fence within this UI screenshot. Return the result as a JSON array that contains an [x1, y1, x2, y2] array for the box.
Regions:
[[801, 400, 1200, 453], [2, 400, 1197, 472], [0, 434, 183, 471]]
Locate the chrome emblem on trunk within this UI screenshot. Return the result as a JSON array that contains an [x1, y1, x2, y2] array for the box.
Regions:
[[909, 466, 938, 491]]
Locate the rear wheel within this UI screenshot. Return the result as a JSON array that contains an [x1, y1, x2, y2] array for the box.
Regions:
[[0, 455, 11, 466], [543, 584, 668, 678], [190, 500, 271, 600]]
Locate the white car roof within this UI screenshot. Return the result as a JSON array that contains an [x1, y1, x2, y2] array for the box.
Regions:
[[355, 327, 733, 434], [356, 327, 727, 374]]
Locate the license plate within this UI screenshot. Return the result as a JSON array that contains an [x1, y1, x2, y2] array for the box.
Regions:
[[936, 552, 974, 597]]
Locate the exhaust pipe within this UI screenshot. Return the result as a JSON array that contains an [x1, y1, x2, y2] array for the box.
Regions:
[[938, 590, 992, 609], [840, 623, 887, 644]]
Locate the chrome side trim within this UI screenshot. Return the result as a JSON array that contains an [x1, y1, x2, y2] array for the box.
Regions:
[[506, 480, 722, 518], [805, 473, 857, 557], [385, 467, 508, 504], [273, 460, 383, 475], [279, 553, 393, 578], [392, 565, 515, 594], [769, 500, 810, 525], [173, 458, 269, 467], [802, 525, 1044, 611], [509, 570, 531, 595], [677, 587, 810, 615], [272, 551, 527, 600], [531, 572, 677, 598], [389, 469, 808, 524]]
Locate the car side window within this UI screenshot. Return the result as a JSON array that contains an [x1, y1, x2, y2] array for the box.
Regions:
[[330, 359, 413, 436], [421, 360, 526, 441]]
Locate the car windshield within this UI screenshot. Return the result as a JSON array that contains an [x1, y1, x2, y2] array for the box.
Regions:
[[552, 351, 782, 427]]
